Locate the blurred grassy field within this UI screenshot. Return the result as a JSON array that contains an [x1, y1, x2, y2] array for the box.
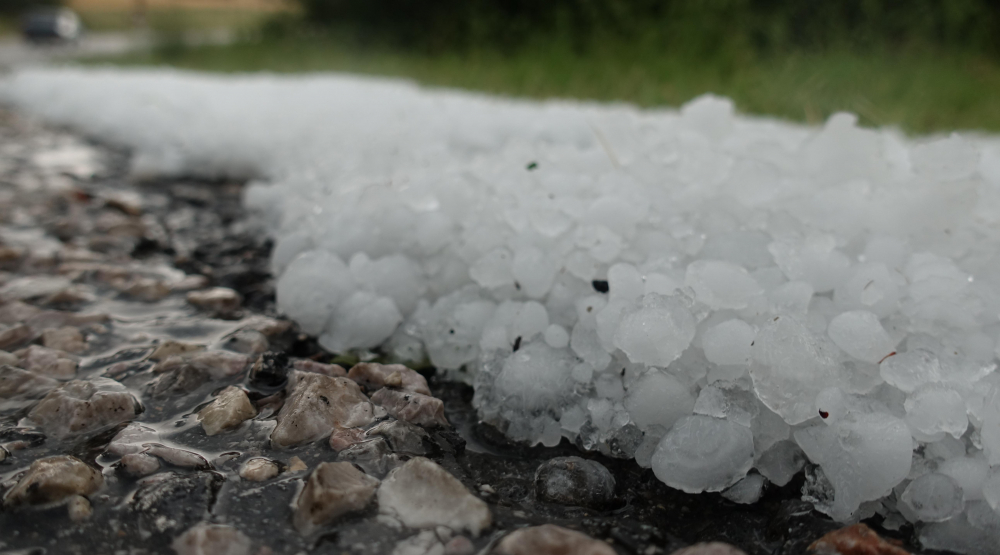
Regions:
[[85, 21, 1000, 134]]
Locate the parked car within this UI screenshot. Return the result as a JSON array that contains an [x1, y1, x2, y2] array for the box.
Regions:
[[21, 7, 83, 43]]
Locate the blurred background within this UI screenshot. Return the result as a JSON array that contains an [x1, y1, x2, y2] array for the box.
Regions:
[[3, 0, 1000, 134]]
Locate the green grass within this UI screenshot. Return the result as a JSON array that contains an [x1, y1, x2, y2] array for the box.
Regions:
[[77, 8, 275, 33], [85, 34, 1000, 134]]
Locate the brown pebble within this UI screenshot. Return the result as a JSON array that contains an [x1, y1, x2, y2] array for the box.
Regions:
[[40, 327, 86, 354], [670, 543, 748, 555], [807, 524, 910, 555], [187, 287, 242, 316], [494, 524, 615, 555]]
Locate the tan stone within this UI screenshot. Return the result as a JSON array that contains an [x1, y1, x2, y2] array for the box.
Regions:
[[4, 455, 103, 507], [28, 377, 138, 438], [378, 457, 491, 537], [40, 326, 86, 354], [292, 358, 347, 377], [239, 458, 280, 482], [67, 494, 93, 522], [0, 364, 60, 411], [171, 523, 253, 555], [348, 362, 431, 395], [494, 525, 616, 555], [293, 461, 379, 534], [198, 386, 257, 436], [270, 371, 374, 448], [671, 543, 749, 555], [16, 344, 78, 378], [371, 388, 448, 428], [187, 287, 242, 315]]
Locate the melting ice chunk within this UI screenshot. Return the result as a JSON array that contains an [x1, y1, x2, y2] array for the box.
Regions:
[[651, 415, 754, 493], [613, 293, 695, 367], [826, 310, 895, 364], [794, 412, 912, 521], [900, 473, 965, 523], [750, 316, 842, 425]]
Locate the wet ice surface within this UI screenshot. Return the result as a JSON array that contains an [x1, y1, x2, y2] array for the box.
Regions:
[[0, 111, 943, 555]]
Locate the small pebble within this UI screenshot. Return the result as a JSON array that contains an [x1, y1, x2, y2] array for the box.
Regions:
[[378, 457, 491, 537], [370, 389, 448, 428], [119, 452, 162, 477], [171, 523, 253, 555], [66, 494, 93, 522], [187, 287, 242, 316], [4, 455, 103, 507], [40, 326, 86, 354], [493, 525, 615, 555], [293, 461, 379, 535], [534, 456, 615, 509], [198, 386, 257, 436], [239, 457, 281, 482], [806, 524, 910, 555], [287, 456, 308, 473]]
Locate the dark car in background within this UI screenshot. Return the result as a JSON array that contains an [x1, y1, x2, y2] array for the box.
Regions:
[[21, 7, 83, 43]]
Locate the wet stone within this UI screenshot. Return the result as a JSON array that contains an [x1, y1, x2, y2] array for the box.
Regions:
[[198, 385, 256, 436], [149, 364, 210, 398], [371, 389, 449, 428], [366, 419, 431, 455], [16, 344, 78, 378], [378, 457, 492, 537], [145, 444, 211, 469], [338, 437, 401, 478], [493, 525, 616, 555], [66, 494, 93, 522], [293, 461, 379, 535], [149, 340, 205, 361], [0, 349, 17, 366], [3, 455, 103, 508], [329, 426, 367, 452], [534, 456, 616, 509], [153, 350, 250, 380], [671, 543, 749, 555], [131, 471, 225, 535], [40, 326, 86, 354], [119, 277, 171, 302], [107, 423, 160, 456], [171, 523, 253, 555], [348, 362, 431, 395], [248, 351, 289, 390], [270, 371, 375, 448], [27, 377, 138, 438], [118, 452, 161, 478], [0, 323, 33, 350], [807, 524, 911, 555], [0, 364, 59, 411], [292, 358, 347, 377], [187, 287, 242, 316], [219, 329, 268, 355], [239, 457, 280, 481]]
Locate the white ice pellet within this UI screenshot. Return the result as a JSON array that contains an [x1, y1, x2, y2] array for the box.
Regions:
[[701, 319, 755, 367], [651, 415, 754, 494], [880, 349, 943, 393], [826, 310, 895, 364], [613, 293, 695, 368], [684, 260, 762, 310], [794, 412, 912, 521], [900, 473, 966, 523], [904, 385, 969, 441], [750, 316, 842, 425]]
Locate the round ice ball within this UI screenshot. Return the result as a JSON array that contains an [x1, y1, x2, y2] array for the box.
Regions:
[[900, 473, 965, 522], [651, 415, 754, 494]]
